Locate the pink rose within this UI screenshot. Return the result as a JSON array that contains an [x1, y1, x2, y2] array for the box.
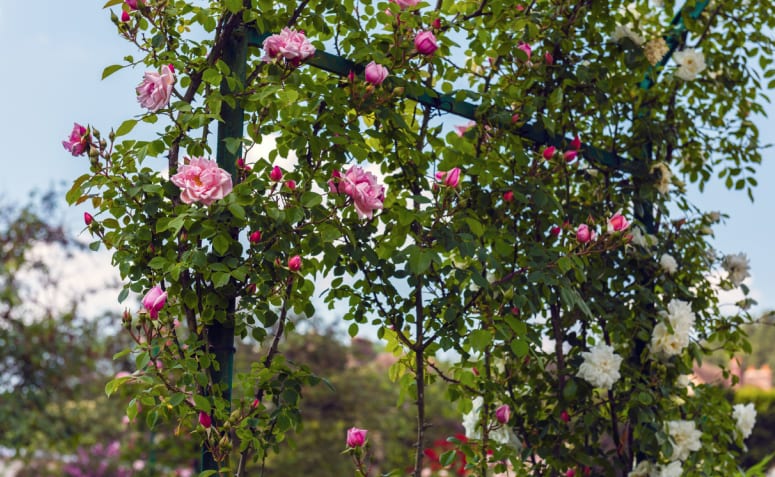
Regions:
[[607, 210, 630, 233], [576, 224, 595, 243], [84, 212, 94, 226], [563, 150, 578, 162], [542, 145, 556, 160], [125, 0, 141, 10], [339, 165, 385, 219], [136, 64, 175, 112], [364, 61, 389, 85], [495, 404, 511, 424], [389, 0, 420, 8], [249, 230, 262, 244], [269, 165, 283, 182], [414, 31, 438, 56], [62, 123, 89, 156], [170, 157, 233, 205], [262, 27, 315, 65], [328, 169, 342, 194], [454, 121, 476, 137], [121, 10, 131, 22], [142, 285, 167, 320], [198, 411, 212, 429], [561, 410, 570, 422], [288, 255, 302, 272], [503, 191, 514, 202], [517, 42, 532, 60], [436, 167, 461, 188], [346, 427, 368, 447], [569, 134, 581, 150], [545, 52, 554, 65]]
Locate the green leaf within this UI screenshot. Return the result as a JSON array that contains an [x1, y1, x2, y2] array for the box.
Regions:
[[115, 119, 138, 137], [510, 338, 529, 358], [468, 329, 492, 352], [407, 248, 432, 275], [224, 0, 242, 12], [213, 233, 231, 256], [101, 63, 124, 80], [202, 68, 221, 85], [168, 393, 187, 407], [301, 191, 322, 208], [348, 323, 359, 337], [439, 449, 457, 466], [212, 271, 231, 288], [193, 395, 211, 413]]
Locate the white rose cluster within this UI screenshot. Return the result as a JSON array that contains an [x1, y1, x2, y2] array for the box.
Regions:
[[650, 299, 695, 358], [732, 403, 756, 439], [666, 419, 702, 461], [577, 342, 623, 390]]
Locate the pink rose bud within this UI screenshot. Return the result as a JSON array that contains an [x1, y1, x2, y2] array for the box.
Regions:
[[511, 113, 520, 123], [511, 306, 520, 315], [125, 0, 139, 10], [245, 283, 257, 295], [347, 70, 355, 82], [432, 18, 441, 29], [563, 150, 578, 162], [565, 470, 575, 477], [503, 191, 514, 202], [142, 285, 167, 320], [252, 398, 260, 409], [454, 121, 476, 137], [495, 404, 511, 424], [249, 230, 262, 243], [364, 61, 389, 85], [328, 169, 342, 194], [285, 180, 297, 190], [545, 52, 554, 65], [199, 411, 212, 429], [569, 134, 581, 150], [236, 158, 250, 171], [550, 225, 561, 236], [516, 4, 525, 11], [576, 224, 594, 243], [170, 157, 233, 205], [63, 123, 89, 156], [607, 210, 630, 233], [346, 427, 368, 448], [288, 255, 302, 272], [517, 42, 532, 60], [121, 10, 130, 22], [136, 64, 175, 112], [414, 31, 439, 56], [542, 146, 556, 160], [84, 212, 94, 226], [269, 165, 283, 182], [561, 410, 570, 422], [444, 167, 461, 187]]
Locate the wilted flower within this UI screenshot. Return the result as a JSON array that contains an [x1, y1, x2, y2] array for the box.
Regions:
[[722, 253, 750, 286], [644, 37, 669, 65], [651, 162, 672, 195], [62, 123, 90, 156], [660, 253, 678, 274]]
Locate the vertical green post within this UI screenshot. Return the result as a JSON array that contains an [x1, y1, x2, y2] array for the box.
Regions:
[[200, 16, 248, 475]]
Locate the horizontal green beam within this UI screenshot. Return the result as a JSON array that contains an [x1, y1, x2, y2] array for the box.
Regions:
[[246, 28, 630, 171]]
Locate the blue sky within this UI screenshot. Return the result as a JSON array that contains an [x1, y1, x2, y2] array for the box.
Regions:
[[2, 1, 773, 315]]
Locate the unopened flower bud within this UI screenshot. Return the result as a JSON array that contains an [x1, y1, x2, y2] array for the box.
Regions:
[[561, 410, 570, 422], [495, 404, 511, 424], [503, 190, 514, 202], [563, 150, 578, 162], [199, 411, 212, 429], [569, 135, 581, 150], [121, 10, 130, 22], [545, 52, 554, 65], [84, 212, 94, 226], [249, 230, 262, 243], [542, 146, 556, 160], [431, 17, 441, 29], [285, 180, 296, 190], [288, 255, 302, 272], [269, 165, 283, 182]]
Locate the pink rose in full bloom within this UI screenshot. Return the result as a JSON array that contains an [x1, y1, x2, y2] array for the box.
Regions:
[[336, 165, 385, 219], [414, 31, 438, 56], [364, 61, 389, 85], [576, 224, 595, 243], [436, 167, 461, 188], [136, 64, 175, 112], [62, 123, 89, 156], [389, 0, 420, 8], [142, 285, 167, 320], [517, 42, 532, 60], [170, 157, 233, 205], [262, 27, 315, 65], [607, 210, 630, 233], [346, 427, 368, 447], [495, 404, 511, 424], [288, 255, 302, 272]]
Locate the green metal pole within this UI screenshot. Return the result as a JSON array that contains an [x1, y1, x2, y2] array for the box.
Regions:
[[200, 16, 247, 475]]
